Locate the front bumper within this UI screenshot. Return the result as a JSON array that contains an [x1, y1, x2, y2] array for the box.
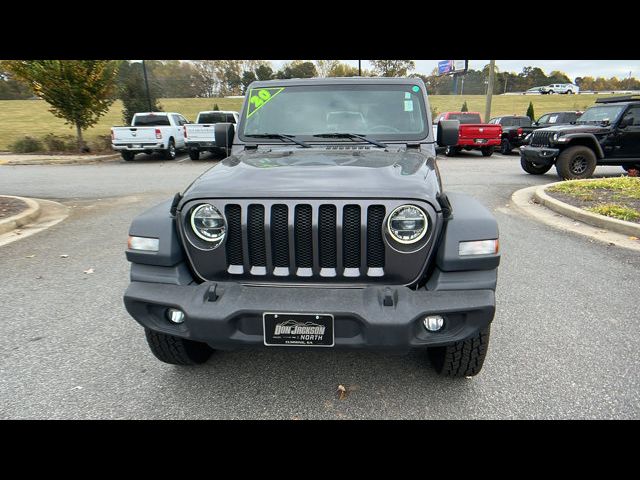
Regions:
[[520, 145, 560, 165], [123, 280, 495, 351]]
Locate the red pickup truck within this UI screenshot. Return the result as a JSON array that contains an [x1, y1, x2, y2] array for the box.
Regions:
[[434, 112, 502, 157]]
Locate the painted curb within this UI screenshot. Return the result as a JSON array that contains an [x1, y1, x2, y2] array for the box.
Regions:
[[535, 181, 640, 237], [0, 195, 41, 235], [0, 154, 120, 166]]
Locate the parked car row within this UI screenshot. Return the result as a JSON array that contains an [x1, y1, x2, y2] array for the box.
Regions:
[[111, 110, 240, 161]]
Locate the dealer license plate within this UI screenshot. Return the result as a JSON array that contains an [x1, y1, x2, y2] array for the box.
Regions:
[[131, 144, 141, 148], [263, 313, 334, 347]]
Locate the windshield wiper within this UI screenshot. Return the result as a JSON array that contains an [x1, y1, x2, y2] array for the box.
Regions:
[[245, 133, 311, 148], [313, 133, 388, 148]]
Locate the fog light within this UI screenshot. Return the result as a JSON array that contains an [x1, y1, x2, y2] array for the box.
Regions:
[[166, 308, 185, 324], [423, 315, 444, 332]]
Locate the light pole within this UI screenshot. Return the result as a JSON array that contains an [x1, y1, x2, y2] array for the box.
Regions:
[[484, 60, 496, 122], [358, 60, 362, 77]]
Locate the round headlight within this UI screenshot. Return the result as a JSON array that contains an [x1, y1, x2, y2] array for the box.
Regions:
[[552, 133, 559, 142], [387, 205, 428, 244], [191, 204, 225, 243]]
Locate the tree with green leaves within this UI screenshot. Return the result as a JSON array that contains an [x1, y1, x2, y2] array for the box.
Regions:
[[526, 101, 535, 121], [255, 64, 274, 81], [370, 60, 415, 77], [241, 70, 257, 94], [461, 101, 469, 112], [275, 61, 317, 79], [4, 60, 120, 151], [213, 104, 220, 111], [118, 61, 162, 125]]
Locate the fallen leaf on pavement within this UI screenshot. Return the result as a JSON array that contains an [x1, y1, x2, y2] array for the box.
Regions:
[[337, 384, 347, 400], [60, 254, 69, 258], [25, 255, 36, 258], [83, 268, 94, 274], [630, 236, 639, 241]]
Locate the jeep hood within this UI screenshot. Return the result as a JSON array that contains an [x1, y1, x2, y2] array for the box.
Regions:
[[537, 124, 610, 135], [181, 148, 440, 201]]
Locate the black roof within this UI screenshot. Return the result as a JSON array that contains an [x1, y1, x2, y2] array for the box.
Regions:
[[595, 95, 640, 104]]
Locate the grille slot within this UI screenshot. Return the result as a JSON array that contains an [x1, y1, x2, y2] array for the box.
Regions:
[[225, 204, 243, 265], [247, 205, 266, 266], [295, 205, 313, 268], [270, 204, 289, 267], [343, 205, 361, 268], [367, 205, 386, 268], [319, 205, 337, 268]]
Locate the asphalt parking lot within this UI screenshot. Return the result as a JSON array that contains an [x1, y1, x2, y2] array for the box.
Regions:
[[0, 150, 638, 419]]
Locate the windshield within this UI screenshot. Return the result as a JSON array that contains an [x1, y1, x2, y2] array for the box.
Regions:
[[448, 113, 481, 124], [198, 112, 236, 124], [240, 84, 428, 141], [132, 114, 170, 126], [576, 105, 625, 124]]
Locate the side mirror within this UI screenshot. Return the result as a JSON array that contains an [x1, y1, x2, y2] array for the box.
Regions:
[[214, 122, 235, 156], [618, 116, 631, 129], [437, 119, 460, 147]]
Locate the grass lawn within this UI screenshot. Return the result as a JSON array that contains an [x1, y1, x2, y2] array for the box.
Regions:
[[0, 93, 621, 151], [547, 177, 640, 223]]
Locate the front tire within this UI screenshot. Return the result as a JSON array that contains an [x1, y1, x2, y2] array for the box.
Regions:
[[121, 151, 135, 161], [481, 146, 494, 157], [189, 149, 200, 161], [500, 138, 512, 155], [164, 139, 176, 160], [144, 329, 213, 365], [428, 327, 491, 377], [520, 157, 552, 175], [555, 145, 597, 180]]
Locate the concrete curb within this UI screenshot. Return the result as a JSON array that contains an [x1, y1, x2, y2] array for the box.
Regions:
[[0, 153, 120, 166], [0, 195, 41, 235], [535, 181, 640, 237]]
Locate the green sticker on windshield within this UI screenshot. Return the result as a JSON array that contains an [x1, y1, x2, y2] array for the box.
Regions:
[[412, 85, 420, 93], [247, 87, 285, 118]]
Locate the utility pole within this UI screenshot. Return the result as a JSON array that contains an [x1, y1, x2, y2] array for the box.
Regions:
[[484, 60, 496, 122], [142, 60, 152, 112], [358, 60, 362, 77], [460, 75, 465, 95]]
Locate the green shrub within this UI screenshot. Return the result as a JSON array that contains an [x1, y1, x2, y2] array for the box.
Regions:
[[526, 101, 535, 121], [10, 136, 43, 153], [461, 101, 469, 112], [213, 103, 220, 111], [43, 133, 76, 153]]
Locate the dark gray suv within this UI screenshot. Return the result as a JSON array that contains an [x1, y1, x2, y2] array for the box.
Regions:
[[123, 78, 501, 377]]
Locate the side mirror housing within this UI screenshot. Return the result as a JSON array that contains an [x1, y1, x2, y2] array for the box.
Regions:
[[618, 116, 631, 129], [437, 119, 460, 147], [214, 122, 235, 155]]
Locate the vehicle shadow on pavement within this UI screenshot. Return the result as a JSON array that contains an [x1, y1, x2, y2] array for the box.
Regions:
[[150, 349, 481, 419]]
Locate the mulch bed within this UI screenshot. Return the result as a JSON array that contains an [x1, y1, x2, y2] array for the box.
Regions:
[[0, 196, 28, 220], [547, 190, 640, 225]]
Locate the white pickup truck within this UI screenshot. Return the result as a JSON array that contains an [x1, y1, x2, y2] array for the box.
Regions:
[[184, 110, 239, 160], [111, 112, 189, 161]]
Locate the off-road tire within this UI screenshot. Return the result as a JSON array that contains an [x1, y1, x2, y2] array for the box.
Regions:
[[500, 138, 512, 155], [144, 328, 213, 365], [555, 145, 597, 180], [189, 149, 200, 161], [428, 327, 491, 377], [481, 146, 494, 157], [121, 151, 135, 161], [445, 146, 461, 157], [164, 139, 177, 160], [520, 157, 552, 174]]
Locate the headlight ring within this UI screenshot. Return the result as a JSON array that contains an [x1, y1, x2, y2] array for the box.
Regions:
[[190, 203, 226, 245], [387, 204, 429, 245]]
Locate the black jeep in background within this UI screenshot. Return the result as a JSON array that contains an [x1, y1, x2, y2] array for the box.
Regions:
[[489, 111, 581, 154], [520, 96, 640, 179]]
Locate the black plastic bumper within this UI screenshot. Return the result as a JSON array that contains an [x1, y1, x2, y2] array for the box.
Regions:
[[520, 145, 560, 165], [123, 281, 495, 351]]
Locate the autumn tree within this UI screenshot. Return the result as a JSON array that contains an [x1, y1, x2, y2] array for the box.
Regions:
[[370, 60, 415, 77], [4, 60, 120, 151]]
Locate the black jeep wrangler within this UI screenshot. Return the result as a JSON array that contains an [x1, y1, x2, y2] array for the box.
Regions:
[[123, 78, 501, 377], [520, 96, 640, 179]]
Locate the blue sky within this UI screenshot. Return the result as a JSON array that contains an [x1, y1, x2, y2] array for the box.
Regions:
[[270, 60, 640, 80]]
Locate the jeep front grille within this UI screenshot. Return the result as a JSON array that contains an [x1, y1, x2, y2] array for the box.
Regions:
[[530, 131, 554, 147], [224, 202, 387, 278]]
